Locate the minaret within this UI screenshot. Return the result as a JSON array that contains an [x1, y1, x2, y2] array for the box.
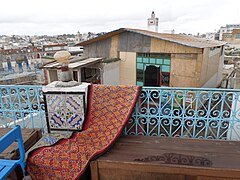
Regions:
[[147, 11, 159, 32], [76, 31, 81, 43]]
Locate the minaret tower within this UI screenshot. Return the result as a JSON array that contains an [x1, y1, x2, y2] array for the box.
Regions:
[[76, 31, 81, 43], [147, 11, 159, 32]]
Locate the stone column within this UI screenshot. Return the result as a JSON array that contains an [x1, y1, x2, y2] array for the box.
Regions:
[[53, 51, 80, 87]]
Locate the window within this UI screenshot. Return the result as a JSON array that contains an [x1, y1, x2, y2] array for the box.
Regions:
[[48, 70, 58, 82], [73, 71, 78, 82], [81, 68, 100, 84], [136, 53, 171, 87], [236, 33, 240, 39], [224, 35, 232, 39]]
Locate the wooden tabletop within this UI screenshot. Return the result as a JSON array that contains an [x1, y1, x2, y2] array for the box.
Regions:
[[0, 128, 42, 159], [93, 136, 240, 179]]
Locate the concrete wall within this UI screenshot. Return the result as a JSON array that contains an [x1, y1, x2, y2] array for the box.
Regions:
[[83, 38, 111, 58], [0, 74, 37, 85], [200, 47, 223, 88], [118, 32, 151, 53], [119, 52, 136, 85], [103, 61, 120, 85]]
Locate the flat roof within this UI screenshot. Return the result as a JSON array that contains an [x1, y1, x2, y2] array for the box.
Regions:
[[43, 57, 102, 69]]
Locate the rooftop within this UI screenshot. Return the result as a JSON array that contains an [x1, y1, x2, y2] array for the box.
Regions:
[[77, 28, 226, 48], [42, 57, 103, 69]]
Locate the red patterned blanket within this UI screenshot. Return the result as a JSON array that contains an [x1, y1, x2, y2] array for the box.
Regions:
[[27, 84, 141, 179]]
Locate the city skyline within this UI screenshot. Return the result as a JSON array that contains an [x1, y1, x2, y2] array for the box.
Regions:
[[0, 0, 239, 35]]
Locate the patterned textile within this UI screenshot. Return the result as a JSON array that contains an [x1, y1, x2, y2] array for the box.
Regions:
[[25, 132, 73, 160], [27, 84, 141, 179]]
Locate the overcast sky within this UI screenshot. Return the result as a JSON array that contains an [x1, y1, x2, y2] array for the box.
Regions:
[[0, 0, 239, 35]]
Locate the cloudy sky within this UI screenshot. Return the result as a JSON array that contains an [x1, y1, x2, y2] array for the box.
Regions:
[[0, 0, 239, 35]]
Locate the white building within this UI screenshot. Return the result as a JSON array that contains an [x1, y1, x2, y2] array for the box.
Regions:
[[206, 32, 217, 40], [147, 11, 159, 32]]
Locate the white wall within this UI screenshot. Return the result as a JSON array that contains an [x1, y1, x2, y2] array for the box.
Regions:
[[103, 61, 120, 85]]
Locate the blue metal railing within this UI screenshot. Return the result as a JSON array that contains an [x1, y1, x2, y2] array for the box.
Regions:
[[0, 85, 46, 131], [0, 85, 239, 141], [124, 87, 240, 141]]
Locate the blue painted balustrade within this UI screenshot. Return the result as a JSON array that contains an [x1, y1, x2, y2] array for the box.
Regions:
[[124, 87, 240, 141], [0, 85, 239, 141], [0, 85, 46, 131]]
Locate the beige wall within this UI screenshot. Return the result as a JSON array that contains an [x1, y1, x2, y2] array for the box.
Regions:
[[150, 38, 205, 87], [150, 38, 202, 54], [222, 29, 240, 46], [222, 33, 232, 42], [170, 53, 201, 87], [109, 35, 119, 58], [119, 52, 136, 85], [232, 29, 240, 45]]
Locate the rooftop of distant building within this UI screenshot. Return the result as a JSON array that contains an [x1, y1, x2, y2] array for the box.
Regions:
[[77, 28, 226, 48]]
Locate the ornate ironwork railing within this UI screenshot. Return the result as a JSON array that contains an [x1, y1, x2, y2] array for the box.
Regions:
[[124, 87, 240, 141], [0, 85, 46, 130], [0, 85, 240, 141]]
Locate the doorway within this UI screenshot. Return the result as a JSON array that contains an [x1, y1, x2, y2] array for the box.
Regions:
[[144, 65, 160, 86], [136, 53, 171, 86]]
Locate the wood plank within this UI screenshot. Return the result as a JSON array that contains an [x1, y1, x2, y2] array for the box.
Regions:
[[92, 136, 240, 179], [90, 161, 99, 180], [0, 128, 42, 180], [150, 38, 202, 54], [97, 160, 240, 179], [0, 128, 42, 159], [109, 35, 119, 58], [98, 167, 185, 180]]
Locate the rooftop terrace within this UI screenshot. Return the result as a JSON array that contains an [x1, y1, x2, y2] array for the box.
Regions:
[[0, 84, 240, 179]]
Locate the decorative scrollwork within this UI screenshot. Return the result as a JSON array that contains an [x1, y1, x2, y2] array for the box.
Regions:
[[125, 88, 240, 140], [134, 153, 213, 167], [0, 86, 46, 130]]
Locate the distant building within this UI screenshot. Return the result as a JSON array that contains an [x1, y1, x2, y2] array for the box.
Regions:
[[43, 44, 68, 56], [219, 24, 240, 40], [206, 32, 217, 40], [147, 11, 159, 32], [222, 29, 240, 48], [76, 28, 226, 88]]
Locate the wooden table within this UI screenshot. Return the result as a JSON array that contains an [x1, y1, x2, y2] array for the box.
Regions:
[[91, 136, 240, 180], [0, 128, 42, 179]]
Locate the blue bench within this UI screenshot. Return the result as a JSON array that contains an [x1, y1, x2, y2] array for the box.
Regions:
[[0, 125, 25, 180]]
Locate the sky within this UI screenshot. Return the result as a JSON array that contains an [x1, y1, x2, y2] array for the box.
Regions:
[[0, 0, 239, 35]]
